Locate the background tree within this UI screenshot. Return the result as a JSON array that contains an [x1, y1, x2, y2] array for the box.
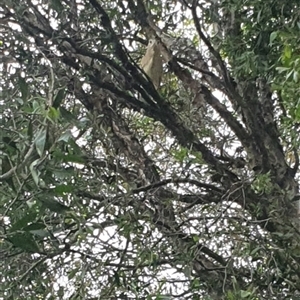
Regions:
[[1, 0, 300, 299]]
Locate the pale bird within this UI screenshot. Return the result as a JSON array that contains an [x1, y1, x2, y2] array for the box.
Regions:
[[140, 39, 163, 89]]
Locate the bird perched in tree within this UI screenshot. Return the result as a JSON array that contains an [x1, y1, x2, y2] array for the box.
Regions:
[[140, 39, 163, 89]]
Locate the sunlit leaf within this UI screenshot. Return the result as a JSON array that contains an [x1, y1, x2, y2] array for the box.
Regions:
[[48, 106, 60, 121]]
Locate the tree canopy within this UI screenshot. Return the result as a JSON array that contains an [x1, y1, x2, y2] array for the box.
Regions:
[[1, 0, 300, 299]]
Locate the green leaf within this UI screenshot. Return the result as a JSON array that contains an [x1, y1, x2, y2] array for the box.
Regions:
[[250, 246, 261, 256], [52, 167, 75, 179], [50, 0, 64, 12], [256, 9, 262, 23], [61, 154, 85, 164], [293, 71, 299, 83], [35, 129, 47, 157], [28, 120, 33, 139], [283, 45, 292, 59], [48, 107, 60, 121], [191, 278, 200, 289], [172, 147, 188, 162], [240, 290, 252, 298], [8, 232, 40, 253], [276, 66, 290, 73], [52, 89, 65, 108], [295, 104, 300, 121], [23, 222, 46, 231], [58, 130, 72, 142], [192, 234, 199, 242], [18, 77, 28, 101], [113, 271, 121, 286], [156, 296, 172, 300], [59, 107, 77, 122], [226, 290, 235, 300], [269, 31, 278, 44], [30, 159, 40, 185], [32, 99, 43, 113], [54, 184, 74, 194], [23, 223, 49, 237], [29, 229, 49, 237], [183, 265, 192, 278], [39, 196, 70, 213], [10, 211, 38, 232], [68, 268, 80, 280]]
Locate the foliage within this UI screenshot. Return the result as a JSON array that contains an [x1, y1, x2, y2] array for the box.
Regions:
[[1, 0, 300, 299]]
